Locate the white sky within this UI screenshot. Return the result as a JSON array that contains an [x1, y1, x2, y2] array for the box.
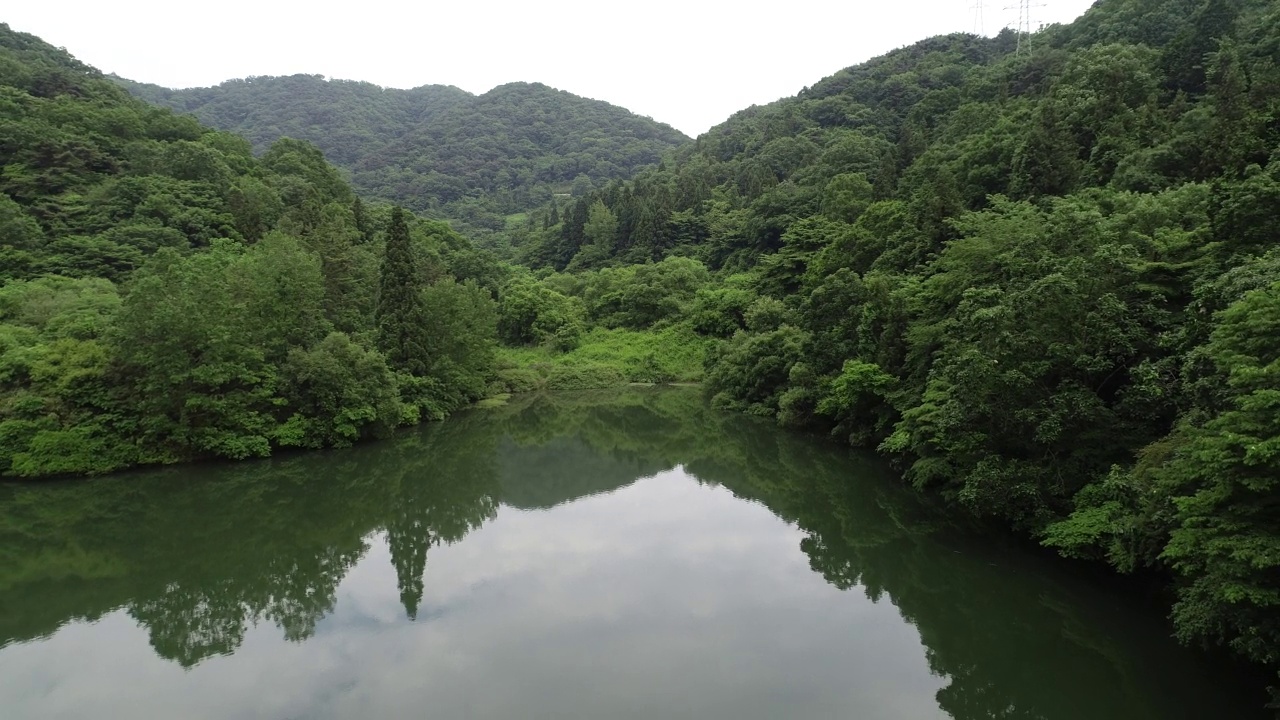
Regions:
[[7, 0, 1097, 137]]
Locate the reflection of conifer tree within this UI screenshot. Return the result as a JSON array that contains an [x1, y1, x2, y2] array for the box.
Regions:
[[384, 420, 504, 620], [385, 476, 501, 620], [387, 519, 432, 620]]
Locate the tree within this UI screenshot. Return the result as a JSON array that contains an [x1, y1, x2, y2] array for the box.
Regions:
[[820, 172, 874, 223], [569, 200, 619, 269], [352, 197, 373, 244], [582, 200, 617, 248], [497, 276, 584, 348], [1160, 282, 1280, 666], [306, 203, 377, 335], [376, 207, 430, 376], [419, 279, 498, 410], [277, 332, 403, 448], [111, 236, 327, 461]]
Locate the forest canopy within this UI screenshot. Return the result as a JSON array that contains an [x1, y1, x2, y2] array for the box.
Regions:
[[0, 23, 503, 476], [114, 74, 690, 238], [496, 0, 1280, 687], [5, 0, 1280, 701]]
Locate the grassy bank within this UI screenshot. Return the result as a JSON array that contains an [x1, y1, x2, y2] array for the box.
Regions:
[[491, 325, 710, 392]]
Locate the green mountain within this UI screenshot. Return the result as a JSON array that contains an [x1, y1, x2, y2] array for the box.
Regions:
[[531, 0, 1277, 270], [0, 23, 503, 478], [114, 74, 690, 235], [504, 0, 1280, 685], [7, 0, 1280, 701]]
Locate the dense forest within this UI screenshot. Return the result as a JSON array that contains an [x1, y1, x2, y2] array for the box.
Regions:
[[0, 24, 505, 475], [114, 74, 689, 237], [495, 0, 1280, 692], [5, 0, 1280, 703]]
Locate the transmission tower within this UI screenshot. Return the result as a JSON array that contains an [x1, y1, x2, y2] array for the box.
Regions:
[[1004, 0, 1046, 54], [971, 0, 985, 34]]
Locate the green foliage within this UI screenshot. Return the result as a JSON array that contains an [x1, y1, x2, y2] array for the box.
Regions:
[[278, 332, 402, 448], [687, 284, 755, 337], [706, 324, 809, 416], [1041, 439, 1183, 574], [821, 172, 874, 223], [0, 276, 127, 476], [579, 256, 711, 329], [419, 279, 498, 408], [544, 363, 627, 390], [115, 74, 689, 239], [303, 202, 379, 334], [0, 26, 500, 475], [500, 0, 1280, 684], [1157, 283, 1280, 666], [816, 359, 896, 444], [497, 275, 585, 349], [111, 237, 327, 460], [497, 325, 710, 388]]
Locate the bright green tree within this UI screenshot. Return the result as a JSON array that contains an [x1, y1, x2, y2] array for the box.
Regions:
[[1160, 282, 1280, 665]]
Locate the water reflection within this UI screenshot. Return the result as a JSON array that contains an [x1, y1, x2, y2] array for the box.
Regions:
[[0, 388, 1263, 718]]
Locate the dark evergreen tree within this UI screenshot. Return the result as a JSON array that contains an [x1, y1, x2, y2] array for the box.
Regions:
[[1160, 0, 1241, 95], [375, 207, 430, 375], [352, 197, 373, 244], [556, 198, 591, 269]]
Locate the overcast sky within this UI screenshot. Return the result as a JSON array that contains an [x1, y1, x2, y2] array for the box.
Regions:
[[8, 0, 1097, 137]]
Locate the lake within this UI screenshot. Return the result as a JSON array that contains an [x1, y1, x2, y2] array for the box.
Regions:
[[0, 387, 1262, 719]]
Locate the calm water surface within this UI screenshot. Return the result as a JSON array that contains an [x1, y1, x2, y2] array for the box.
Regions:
[[0, 388, 1262, 719]]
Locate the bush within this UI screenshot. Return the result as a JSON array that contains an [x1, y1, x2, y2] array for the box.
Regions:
[[545, 364, 626, 390], [493, 366, 543, 393]]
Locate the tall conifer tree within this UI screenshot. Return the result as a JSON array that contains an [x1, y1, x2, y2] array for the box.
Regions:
[[352, 197, 373, 244], [376, 207, 429, 375]]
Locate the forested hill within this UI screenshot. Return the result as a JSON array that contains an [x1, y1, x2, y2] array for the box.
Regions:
[[8, 0, 1280, 705], [526, 0, 1277, 268], [113, 74, 690, 233], [504, 0, 1280, 692], [0, 23, 506, 477], [115, 75, 472, 167]]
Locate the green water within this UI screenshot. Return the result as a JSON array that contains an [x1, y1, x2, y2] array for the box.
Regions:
[[0, 388, 1262, 719]]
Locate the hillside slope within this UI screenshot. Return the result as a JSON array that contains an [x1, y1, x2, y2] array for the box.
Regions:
[[0, 23, 504, 478], [509, 0, 1280, 691], [115, 74, 690, 234]]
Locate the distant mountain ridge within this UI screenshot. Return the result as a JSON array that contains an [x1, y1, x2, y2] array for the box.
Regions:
[[114, 74, 691, 234]]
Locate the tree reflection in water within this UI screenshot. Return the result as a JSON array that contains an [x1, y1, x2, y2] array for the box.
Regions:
[[0, 388, 1263, 717]]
